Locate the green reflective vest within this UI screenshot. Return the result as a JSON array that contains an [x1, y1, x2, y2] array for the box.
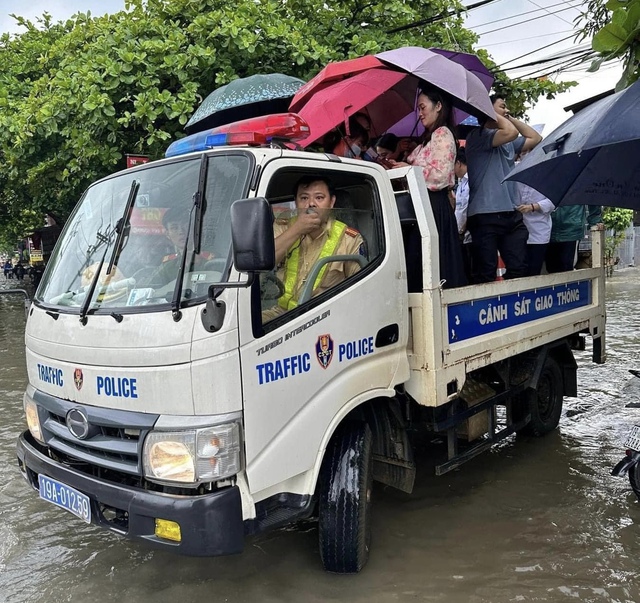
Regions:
[[278, 220, 347, 311]]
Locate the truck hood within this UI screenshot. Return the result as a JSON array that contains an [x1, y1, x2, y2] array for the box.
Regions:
[[25, 294, 241, 415]]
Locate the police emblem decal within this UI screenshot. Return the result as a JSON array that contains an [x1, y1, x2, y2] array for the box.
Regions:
[[73, 368, 83, 391], [315, 334, 334, 369]]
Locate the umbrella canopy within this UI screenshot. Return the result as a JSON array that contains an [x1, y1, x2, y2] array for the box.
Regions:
[[297, 68, 416, 146], [429, 48, 494, 92], [505, 79, 640, 210], [289, 55, 385, 113], [186, 73, 305, 134], [376, 46, 496, 122]]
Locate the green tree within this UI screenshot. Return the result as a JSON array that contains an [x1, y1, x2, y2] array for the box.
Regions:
[[602, 206, 634, 274], [578, 0, 640, 89], [0, 0, 570, 250]]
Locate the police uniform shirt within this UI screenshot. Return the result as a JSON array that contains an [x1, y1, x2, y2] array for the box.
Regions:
[[262, 217, 365, 321], [152, 250, 214, 285]]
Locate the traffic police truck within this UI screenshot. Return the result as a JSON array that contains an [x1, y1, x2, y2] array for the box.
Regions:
[[13, 114, 606, 573]]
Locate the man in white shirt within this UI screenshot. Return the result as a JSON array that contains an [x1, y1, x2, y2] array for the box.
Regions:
[[453, 148, 472, 280], [515, 182, 555, 276]]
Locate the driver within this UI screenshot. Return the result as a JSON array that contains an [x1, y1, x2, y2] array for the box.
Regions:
[[262, 175, 365, 321], [147, 205, 214, 286]]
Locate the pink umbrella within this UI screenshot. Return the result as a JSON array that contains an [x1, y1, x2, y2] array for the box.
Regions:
[[289, 55, 386, 113], [297, 68, 418, 147]]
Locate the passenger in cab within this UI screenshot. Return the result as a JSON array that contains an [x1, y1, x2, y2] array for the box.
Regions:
[[145, 205, 214, 286], [262, 176, 365, 321], [387, 84, 467, 289]]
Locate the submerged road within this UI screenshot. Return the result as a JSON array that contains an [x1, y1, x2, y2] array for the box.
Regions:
[[1, 269, 639, 602]]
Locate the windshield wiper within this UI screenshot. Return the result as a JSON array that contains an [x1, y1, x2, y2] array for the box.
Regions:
[[193, 155, 208, 255], [78, 180, 139, 324], [171, 158, 206, 320], [106, 180, 139, 275], [170, 202, 197, 321]]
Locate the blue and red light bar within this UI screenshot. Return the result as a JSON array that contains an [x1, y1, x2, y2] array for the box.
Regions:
[[165, 113, 311, 158]]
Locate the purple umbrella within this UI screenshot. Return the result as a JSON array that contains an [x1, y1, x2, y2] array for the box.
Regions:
[[429, 48, 494, 92], [375, 47, 496, 122]]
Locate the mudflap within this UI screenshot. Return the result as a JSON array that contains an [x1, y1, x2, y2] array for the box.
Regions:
[[361, 400, 416, 494]]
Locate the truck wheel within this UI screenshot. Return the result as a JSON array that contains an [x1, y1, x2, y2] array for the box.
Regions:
[[318, 422, 373, 574], [629, 462, 640, 500], [518, 356, 564, 436]]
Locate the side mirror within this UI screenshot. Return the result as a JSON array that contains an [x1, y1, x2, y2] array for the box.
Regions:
[[230, 197, 275, 273]]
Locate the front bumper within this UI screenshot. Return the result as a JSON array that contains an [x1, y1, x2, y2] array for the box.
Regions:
[[16, 431, 244, 557]]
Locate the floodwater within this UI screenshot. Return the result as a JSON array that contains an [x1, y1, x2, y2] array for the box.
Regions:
[[1, 270, 640, 603]]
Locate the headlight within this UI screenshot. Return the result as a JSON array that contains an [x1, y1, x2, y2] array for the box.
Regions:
[[24, 393, 44, 444], [143, 422, 242, 485]]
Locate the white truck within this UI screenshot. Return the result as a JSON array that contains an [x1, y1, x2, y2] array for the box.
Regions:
[[12, 115, 606, 574]]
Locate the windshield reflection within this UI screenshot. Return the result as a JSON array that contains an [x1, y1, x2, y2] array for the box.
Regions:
[[37, 153, 252, 312]]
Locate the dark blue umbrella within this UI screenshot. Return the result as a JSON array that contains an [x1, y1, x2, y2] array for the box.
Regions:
[[505, 79, 640, 210], [185, 73, 305, 134]]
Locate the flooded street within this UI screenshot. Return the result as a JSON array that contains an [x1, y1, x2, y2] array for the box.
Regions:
[[2, 270, 640, 603]]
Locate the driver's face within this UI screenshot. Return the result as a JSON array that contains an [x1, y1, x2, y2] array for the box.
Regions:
[[294, 181, 336, 224], [165, 220, 188, 248]]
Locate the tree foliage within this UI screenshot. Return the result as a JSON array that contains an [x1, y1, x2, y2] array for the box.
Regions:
[[602, 206, 634, 271], [0, 0, 570, 249], [578, 0, 640, 89]]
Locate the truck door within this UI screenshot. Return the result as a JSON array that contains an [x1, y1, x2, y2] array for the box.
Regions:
[[237, 161, 409, 497]]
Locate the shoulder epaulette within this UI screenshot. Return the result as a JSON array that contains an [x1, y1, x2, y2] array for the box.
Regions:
[[345, 226, 360, 238], [162, 253, 178, 262]]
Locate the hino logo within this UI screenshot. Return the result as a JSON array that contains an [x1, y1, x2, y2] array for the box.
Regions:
[[66, 408, 90, 440]]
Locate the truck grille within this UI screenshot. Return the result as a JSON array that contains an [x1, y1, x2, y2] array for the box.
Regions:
[[34, 389, 158, 476]]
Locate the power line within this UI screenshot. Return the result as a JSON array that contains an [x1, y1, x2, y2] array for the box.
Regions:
[[501, 46, 592, 74], [469, 0, 581, 30], [386, 0, 502, 34], [475, 3, 583, 36], [499, 33, 577, 68], [482, 30, 573, 47], [525, 0, 575, 27]]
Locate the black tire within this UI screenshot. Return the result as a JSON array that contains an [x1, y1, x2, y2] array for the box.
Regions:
[[517, 356, 564, 436], [629, 462, 640, 500], [318, 422, 373, 574]]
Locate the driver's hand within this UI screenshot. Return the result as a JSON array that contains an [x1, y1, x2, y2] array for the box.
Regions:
[[295, 208, 323, 235]]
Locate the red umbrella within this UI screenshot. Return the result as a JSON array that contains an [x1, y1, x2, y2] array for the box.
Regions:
[[296, 68, 417, 147], [289, 55, 386, 113]]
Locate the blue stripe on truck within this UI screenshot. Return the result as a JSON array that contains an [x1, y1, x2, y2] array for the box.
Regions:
[[447, 280, 592, 343]]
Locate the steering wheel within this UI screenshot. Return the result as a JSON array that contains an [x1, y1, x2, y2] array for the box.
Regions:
[[203, 258, 228, 274], [260, 271, 285, 301]]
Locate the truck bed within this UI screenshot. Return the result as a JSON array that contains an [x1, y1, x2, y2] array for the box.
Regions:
[[393, 168, 606, 407]]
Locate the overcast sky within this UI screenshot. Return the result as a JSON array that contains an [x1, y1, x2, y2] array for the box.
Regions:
[[0, 0, 622, 136]]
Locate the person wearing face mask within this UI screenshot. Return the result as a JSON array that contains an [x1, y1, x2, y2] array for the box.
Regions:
[[262, 175, 366, 322], [322, 117, 369, 159], [388, 84, 466, 289]]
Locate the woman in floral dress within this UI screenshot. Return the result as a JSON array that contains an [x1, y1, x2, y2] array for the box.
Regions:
[[389, 84, 467, 289]]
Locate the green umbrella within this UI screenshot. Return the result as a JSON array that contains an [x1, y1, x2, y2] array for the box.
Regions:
[[186, 73, 305, 134]]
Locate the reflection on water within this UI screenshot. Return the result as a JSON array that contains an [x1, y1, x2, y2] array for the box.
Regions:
[[2, 271, 640, 603]]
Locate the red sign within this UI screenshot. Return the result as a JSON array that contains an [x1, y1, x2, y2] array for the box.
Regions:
[[126, 154, 150, 168]]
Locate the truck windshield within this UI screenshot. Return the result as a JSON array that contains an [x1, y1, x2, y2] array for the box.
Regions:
[[37, 153, 252, 312]]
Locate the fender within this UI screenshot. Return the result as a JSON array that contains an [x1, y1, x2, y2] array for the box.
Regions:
[[314, 390, 416, 494]]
